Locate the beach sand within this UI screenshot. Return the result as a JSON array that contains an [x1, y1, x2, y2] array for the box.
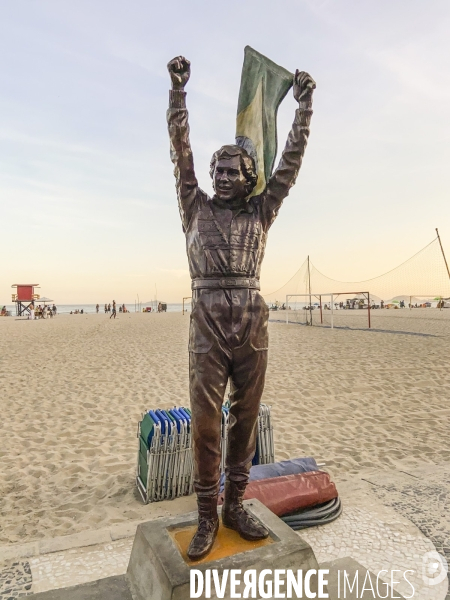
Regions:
[[0, 310, 449, 544]]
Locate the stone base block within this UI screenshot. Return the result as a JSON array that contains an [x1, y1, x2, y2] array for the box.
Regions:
[[26, 575, 133, 600], [126, 499, 319, 600]]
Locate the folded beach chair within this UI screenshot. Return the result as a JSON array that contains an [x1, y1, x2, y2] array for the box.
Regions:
[[137, 402, 275, 504], [136, 407, 194, 504], [218, 402, 274, 472], [136, 411, 161, 503], [256, 403, 275, 465]]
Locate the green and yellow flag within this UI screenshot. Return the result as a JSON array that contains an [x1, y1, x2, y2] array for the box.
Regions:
[[236, 46, 293, 196]]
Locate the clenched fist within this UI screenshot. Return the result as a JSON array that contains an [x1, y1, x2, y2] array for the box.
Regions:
[[293, 70, 316, 105], [167, 56, 191, 91]]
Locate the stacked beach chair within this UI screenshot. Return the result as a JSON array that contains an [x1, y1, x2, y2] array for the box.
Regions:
[[220, 403, 275, 470], [136, 403, 275, 504], [255, 403, 275, 466], [136, 408, 194, 504]]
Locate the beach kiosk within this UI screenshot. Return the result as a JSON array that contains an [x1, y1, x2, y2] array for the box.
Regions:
[[11, 283, 40, 316]]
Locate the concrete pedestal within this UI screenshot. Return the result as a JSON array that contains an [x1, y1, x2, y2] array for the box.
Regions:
[[126, 499, 319, 600]]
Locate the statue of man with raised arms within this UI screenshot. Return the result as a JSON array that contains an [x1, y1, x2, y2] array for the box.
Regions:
[[167, 55, 315, 560]]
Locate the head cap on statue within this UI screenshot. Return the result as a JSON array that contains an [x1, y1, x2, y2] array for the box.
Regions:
[[210, 145, 257, 201]]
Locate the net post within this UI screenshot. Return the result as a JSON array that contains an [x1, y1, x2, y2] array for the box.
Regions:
[[286, 295, 289, 325], [182, 296, 192, 315], [436, 228, 450, 280], [319, 295, 323, 324], [307, 255, 312, 326], [367, 292, 371, 329], [331, 294, 334, 329]]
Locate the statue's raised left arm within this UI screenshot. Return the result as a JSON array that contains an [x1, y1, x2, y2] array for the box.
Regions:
[[260, 70, 316, 230]]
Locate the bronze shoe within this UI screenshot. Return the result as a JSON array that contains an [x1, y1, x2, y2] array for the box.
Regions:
[[222, 480, 269, 541], [187, 495, 219, 561]]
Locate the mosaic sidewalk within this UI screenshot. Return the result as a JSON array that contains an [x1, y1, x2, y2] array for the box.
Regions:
[[361, 463, 450, 600], [1, 465, 448, 599]]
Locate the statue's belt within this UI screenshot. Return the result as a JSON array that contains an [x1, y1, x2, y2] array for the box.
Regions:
[[191, 278, 260, 290]]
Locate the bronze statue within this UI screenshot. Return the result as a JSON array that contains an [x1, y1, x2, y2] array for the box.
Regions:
[[167, 55, 315, 560]]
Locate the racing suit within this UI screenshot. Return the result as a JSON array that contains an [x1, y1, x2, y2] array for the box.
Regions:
[[167, 89, 313, 497]]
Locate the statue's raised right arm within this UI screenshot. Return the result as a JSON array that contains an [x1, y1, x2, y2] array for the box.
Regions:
[[167, 56, 198, 232], [261, 70, 316, 229]]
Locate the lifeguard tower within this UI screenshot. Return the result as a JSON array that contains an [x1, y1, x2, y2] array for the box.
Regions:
[[11, 284, 40, 316]]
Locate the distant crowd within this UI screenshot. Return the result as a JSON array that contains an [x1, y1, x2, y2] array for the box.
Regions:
[[28, 303, 57, 319], [270, 298, 445, 311], [0, 300, 170, 319], [100, 301, 128, 318], [68, 302, 128, 317]]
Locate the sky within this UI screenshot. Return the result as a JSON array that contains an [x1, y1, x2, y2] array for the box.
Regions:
[[1, 0, 450, 304]]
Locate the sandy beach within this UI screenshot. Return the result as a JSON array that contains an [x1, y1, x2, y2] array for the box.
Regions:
[[1, 310, 449, 545]]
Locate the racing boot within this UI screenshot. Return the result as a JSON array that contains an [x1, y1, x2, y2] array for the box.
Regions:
[[187, 494, 219, 561], [222, 480, 269, 541]]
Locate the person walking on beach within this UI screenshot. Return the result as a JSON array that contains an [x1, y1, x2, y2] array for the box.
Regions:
[[110, 300, 116, 319], [30, 301, 35, 321], [96, 304, 99, 313]]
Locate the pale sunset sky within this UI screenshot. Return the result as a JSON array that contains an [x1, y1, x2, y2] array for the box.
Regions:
[[1, 0, 450, 303]]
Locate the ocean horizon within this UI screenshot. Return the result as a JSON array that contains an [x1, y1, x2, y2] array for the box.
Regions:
[[2, 302, 192, 315]]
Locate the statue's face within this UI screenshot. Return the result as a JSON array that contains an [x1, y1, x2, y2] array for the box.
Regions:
[[213, 156, 248, 202]]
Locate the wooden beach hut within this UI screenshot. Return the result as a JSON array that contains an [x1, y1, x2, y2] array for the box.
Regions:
[[11, 283, 40, 316]]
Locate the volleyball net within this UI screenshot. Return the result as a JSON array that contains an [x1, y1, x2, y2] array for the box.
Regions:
[[264, 235, 450, 333]]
